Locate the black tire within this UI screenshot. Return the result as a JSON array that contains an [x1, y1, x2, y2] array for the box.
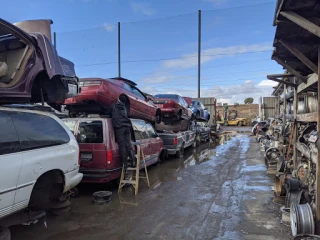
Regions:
[[207, 114, 210, 122], [237, 121, 242, 126], [175, 144, 184, 158], [0, 227, 10, 240]]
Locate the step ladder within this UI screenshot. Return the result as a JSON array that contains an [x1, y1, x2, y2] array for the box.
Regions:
[[118, 143, 150, 195]]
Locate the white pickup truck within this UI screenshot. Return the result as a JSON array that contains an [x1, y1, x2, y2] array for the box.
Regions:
[[0, 105, 83, 235]]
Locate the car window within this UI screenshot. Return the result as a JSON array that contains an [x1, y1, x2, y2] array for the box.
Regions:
[[9, 112, 70, 151], [0, 112, 20, 155], [146, 123, 158, 138], [131, 119, 148, 140], [131, 87, 146, 99], [123, 83, 132, 92], [78, 120, 103, 143], [154, 94, 178, 100], [190, 101, 195, 107]]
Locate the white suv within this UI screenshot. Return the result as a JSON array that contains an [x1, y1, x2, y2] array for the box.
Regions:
[[0, 106, 83, 221]]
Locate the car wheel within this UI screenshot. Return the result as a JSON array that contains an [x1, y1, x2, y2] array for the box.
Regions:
[[176, 144, 184, 158], [196, 111, 200, 119], [0, 227, 10, 240], [237, 121, 242, 126], [207, 114, 210, 121]]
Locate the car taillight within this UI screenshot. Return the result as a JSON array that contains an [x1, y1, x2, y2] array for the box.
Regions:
[[173, 138, 178, 145], [81, 80, 102, 86], [106, 150, 113, 165]]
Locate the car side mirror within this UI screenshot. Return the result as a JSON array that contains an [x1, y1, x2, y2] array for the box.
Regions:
[[147, 96, 153, 101]]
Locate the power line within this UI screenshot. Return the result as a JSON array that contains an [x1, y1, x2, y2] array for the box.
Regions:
[[76, 50, 271, 67], [56, 1, 274, 34]]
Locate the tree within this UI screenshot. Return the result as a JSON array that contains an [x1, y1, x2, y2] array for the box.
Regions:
[[244, 97, 254, 104]]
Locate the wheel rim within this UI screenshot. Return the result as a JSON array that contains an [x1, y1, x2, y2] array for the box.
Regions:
[[291, 203, 315, 236]]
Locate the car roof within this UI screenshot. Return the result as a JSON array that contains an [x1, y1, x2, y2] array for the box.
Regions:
[[0, 106, 59, 119], [110, 77, 137, 86], [63, 117, 149, 124]]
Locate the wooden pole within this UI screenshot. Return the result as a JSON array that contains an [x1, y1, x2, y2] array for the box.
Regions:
[[316, 44, 320, 234]]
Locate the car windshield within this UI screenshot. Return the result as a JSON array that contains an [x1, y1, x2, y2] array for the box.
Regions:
[[154, 94, 178, 100], [190, 101, 196, 107]]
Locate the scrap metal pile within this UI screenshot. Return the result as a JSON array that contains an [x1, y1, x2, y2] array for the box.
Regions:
[[257, 119, 318, 237]]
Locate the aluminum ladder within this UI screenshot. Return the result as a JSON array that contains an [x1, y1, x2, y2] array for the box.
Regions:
[[118, 143, 150, 195]]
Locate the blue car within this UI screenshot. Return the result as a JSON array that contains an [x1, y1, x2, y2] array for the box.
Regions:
[[190, 100, 210, 122]]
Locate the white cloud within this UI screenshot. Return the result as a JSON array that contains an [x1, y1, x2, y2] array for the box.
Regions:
[[103, 23, 115, 32], [131, 2, 155, 16], [258, 80, 278, 87], [162, 42, 273, 70], [141, 79, 275, 105]]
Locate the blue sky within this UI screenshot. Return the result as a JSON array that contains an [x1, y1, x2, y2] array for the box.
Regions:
[[3, 0, 283, 104]]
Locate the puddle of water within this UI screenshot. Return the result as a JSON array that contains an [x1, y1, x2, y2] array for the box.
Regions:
[[240, 164, 266, 173], [243, 185, 271, 192]]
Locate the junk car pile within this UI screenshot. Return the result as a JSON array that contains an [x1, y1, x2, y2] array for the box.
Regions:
[[0, 18, 216, 239]]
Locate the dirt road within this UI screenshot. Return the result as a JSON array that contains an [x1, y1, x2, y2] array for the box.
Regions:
[[11, 127, 291, 240]]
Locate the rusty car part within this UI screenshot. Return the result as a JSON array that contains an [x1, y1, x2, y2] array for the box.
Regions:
[[273, 193, 286, 205], [285, 190, 303, 208], [274, 175, 286, 196], [285, 178, 301, 192], [291, 203, 315, 237], [266, 147, 281, 163]]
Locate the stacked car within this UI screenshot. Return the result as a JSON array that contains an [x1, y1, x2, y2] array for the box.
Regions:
[[0, 18, 83, 233], [0, 18, 214, 237]]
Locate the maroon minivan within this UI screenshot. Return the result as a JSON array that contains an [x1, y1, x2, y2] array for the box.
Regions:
[[63, 117, 165, 183]]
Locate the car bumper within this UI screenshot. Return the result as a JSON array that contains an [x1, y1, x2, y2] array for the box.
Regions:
[[64, 169, 83, 191], [160, 108, 177, 114], [165, 146, 179, 155]]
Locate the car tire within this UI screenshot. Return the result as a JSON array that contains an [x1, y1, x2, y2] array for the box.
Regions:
[[0, 227, 10, 240], [176, 144, 184, 158], [237, 121, 242, 126], [207, 114, 210, 122], [196, 111, 200, 119]]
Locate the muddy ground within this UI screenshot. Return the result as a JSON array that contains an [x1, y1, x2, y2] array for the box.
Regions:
[[11, 126, 291, 240]]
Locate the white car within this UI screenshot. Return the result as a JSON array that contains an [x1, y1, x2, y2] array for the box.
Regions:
[[0, 106, 83, 223]]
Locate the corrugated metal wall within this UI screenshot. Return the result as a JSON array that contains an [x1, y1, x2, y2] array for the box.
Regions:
[[192, 97, 216, 123], [262, 97, 277, 119]]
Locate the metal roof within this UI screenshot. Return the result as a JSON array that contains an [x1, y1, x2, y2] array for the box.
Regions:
[[272, 0, 320, 83]]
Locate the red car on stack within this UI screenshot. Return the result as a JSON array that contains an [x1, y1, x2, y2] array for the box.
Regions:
[[153, 94, 194, 121], [64, 77, 162, 124]]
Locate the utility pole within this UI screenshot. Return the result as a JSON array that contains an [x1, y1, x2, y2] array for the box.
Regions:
[[198, 10, 201, 98], [118, 22, 121, 78]]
